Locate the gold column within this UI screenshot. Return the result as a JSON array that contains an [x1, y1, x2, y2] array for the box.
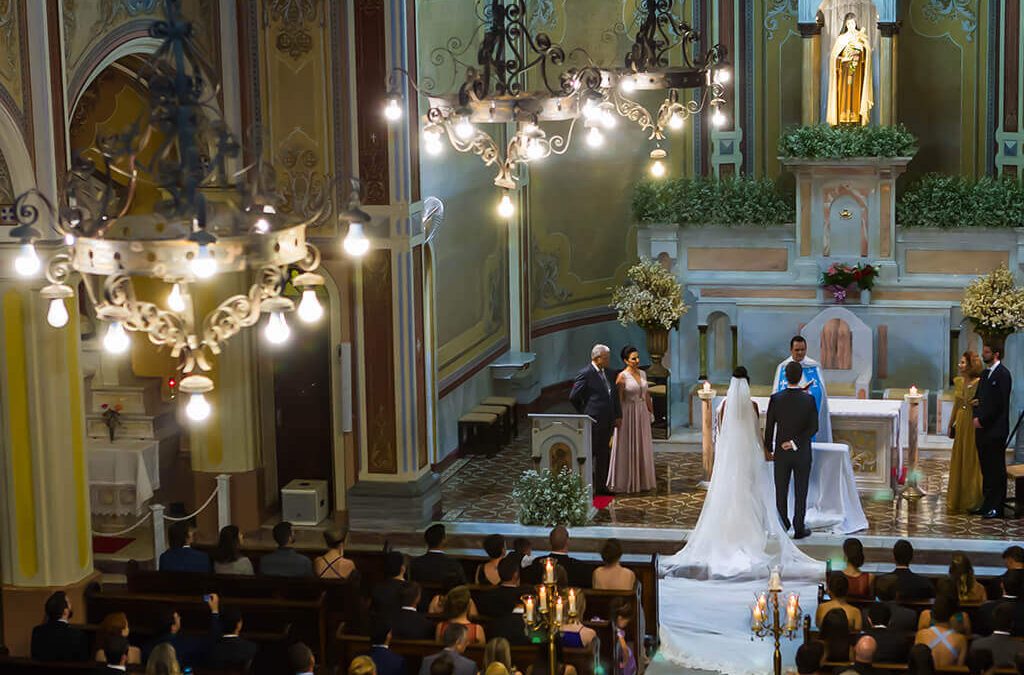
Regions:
[[877, 22, 901, 126], [799, 20, 824, 126]]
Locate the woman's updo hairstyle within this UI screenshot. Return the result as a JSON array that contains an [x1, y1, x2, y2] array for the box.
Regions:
[[620, 345, 639, 362]]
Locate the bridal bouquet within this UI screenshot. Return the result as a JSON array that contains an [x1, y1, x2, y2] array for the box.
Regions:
[[611, 258, 688, 331], [820, 262, 878, 303], [961, 264, 1024, 339], [512, 468, 591, 527]]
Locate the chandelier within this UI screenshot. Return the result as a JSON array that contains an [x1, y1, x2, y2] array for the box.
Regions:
[[7, 0, 365, 423]]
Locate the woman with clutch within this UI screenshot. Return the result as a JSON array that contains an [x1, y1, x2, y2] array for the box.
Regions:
[[947, 351, 984, 513]]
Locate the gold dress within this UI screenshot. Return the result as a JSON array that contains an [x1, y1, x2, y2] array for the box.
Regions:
[[835, 42, 866, 124], [946, 376, 983, 513]]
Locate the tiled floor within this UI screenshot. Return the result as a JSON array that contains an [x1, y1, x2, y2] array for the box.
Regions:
[[441, 431, 1022, 541]]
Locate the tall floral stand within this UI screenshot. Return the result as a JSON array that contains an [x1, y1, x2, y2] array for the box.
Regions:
[[645, 327, 671, 439]]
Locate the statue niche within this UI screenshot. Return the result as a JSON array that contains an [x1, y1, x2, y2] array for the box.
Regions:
[[826, 13, 873, 126]]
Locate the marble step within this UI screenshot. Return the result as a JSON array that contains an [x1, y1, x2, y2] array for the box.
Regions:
[[89, 378, 169, 416], [86, 410, 176, 440]]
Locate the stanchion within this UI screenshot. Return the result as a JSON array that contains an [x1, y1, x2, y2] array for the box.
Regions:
[[698, 381, 716, 487]]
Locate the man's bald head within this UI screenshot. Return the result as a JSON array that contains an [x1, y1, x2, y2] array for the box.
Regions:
[[854, 635, 876, 664]]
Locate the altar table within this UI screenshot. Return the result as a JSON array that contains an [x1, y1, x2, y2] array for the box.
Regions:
[[788, 442, 869, 534], [88, 439, 160, 516]]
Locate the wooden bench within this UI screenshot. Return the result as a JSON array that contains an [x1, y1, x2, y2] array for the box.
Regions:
[[458, 412, 501, 454], [0, 657, 253, 674], [482, 396, 519, 436], [473, 404, 513, 442], [1007, 464, 1024, 517]]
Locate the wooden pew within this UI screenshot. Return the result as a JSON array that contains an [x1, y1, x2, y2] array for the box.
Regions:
[[0, 657, 251, 675]]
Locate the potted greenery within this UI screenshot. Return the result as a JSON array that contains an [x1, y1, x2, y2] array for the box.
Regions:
[[512, 468, 591, 526], [611, 258, 688, 377], [960, 264, 1024, 344]]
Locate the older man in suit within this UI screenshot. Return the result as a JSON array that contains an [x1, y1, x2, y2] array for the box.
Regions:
[[973, 340, 1013, 518], [419, 624, 476, 675], [570, 344, 622, 495]]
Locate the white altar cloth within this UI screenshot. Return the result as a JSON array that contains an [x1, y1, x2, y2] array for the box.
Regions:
[[88, 439, 160, 515], [788, 442, 869, 534]]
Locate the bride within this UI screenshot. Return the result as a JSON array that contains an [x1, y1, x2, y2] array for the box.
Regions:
[[661, 366, 820, 581]]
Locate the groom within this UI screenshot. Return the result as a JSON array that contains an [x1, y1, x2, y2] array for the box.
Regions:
[[764, 361, 819, 539]]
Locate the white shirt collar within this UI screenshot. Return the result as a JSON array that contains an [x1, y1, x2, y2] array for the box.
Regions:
[[427, 549, 445, 554], [372, 644, 389, 649], [401, 606, 417, 611], [991, 360, 1002, 374], [994, 630, 1012, 635], [592, 362, 603, 373], [108, 666, 127, 672], [223, 634, 239, 639]]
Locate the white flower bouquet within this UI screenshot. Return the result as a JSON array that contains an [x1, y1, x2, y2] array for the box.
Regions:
[[961, 264, 1024, 338], [512, 468, 591, 527], [611, 258, 688, 331]]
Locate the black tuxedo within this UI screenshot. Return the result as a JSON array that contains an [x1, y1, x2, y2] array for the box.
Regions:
[[30, 620, 90, 662], [371, 578, 406, 617], [475, 584, 528, 619], [874, 568, 935, 602], [570, 363, 622, 492], [409, 551, 467, 586], [974, 363, 1013, 513], [390, 607, 436, 641], [971, 631, 1024, 667], [764, 387, 819, 532], [866, 626, 913, 663], [861, 601, 918, 634], [975, 598, 1024, 637]]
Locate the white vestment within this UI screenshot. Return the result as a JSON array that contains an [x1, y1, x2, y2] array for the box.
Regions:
[[773, 356, 833, 443]]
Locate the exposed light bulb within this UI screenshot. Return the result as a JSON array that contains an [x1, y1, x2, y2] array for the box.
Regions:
[[384, 97, 403, 122], [13, 243, 40, 277], [424, 130, 444, 156], [343, 222, 370, 257], [264, 311, 291, 344], [715, 67, 731, 84], [497, 194, 515, 219], [527, 138, 545, 160], [254, 217, 270, 234], [650, 159, 667, 178], [64, 232, 76, 246], [190, 244, 217, 279], [712, 109, 727, 128], [620, 76, 636, 93], [668, 112, 685, 130], [582, 100, 598, 120], [297, 289, 324, 323], [185, 392, 211, 422], [601, 109, 617, 129], [167, 283, 186, 312], [523, 122, 539, 134], [586, 126, 604, 148], [103, 321, 130, 354], [455, 117, 475, 140], [46, 298, 69, 328]]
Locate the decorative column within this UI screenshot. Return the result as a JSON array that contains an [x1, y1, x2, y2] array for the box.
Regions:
[[877, 22, 901, 126], [799, 18, 823, 126], [697, 382, 716, 487], [0, 245, 95, 656], [996, 0, 1023, 177]]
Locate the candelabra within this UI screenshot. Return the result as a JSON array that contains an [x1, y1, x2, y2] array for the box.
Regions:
[[750, 567, 802, 675], [522, 558, 580, 675]]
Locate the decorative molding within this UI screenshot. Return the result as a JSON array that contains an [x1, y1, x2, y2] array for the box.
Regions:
[[528, 0, 557, 33], [277, 144, 330, 227], [95, 0, 160, 33], [362, 249, 398, 474], [354, 0, 389, 205], [797, 21, 822, 37], [922, 0, 977, 41], [266, 0, 320, 59], [0, 149, 13, 203], [532, 241, 572, 308], [877, 324, 888, 379], [877, 20, 901, 37], [764, 0, 798, 41]]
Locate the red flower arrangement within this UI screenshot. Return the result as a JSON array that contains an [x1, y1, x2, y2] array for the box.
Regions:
[[820, 263, 878, 303], [100, 403, 123, 442]]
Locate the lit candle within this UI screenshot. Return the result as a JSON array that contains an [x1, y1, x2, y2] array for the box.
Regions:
[[769, 567, 782, 592], [567, 588, 577, 616], [909, 385, 918, 397], [539, 585, 547, 611], [702, 380, 711, 393], [524, 596, 535, 622], [545, 557, 555, 584], [786, 605, 796, 630], [757, 592, 767, 609], [555, 596, 564, 623], [751, 604, 761, 628]]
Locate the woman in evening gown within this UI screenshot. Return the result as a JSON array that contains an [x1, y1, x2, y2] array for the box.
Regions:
[[606, 345, 656, 493], [946, 351, 984, 513]]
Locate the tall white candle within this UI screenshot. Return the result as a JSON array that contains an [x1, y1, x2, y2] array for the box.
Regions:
[[545, 558, 555, 583], [539, 585, 547, 611], [555, 596, 564, 623], [524, 596, 534, 622], [568, 589, 576, 616]]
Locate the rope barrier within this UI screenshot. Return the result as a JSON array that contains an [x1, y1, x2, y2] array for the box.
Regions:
[[91, 511, 153, 538], [164, 483, 221, 522]]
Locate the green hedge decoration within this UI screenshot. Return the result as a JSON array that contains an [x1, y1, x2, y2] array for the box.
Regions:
[[632, 176, 794, 226], [779, 124, 918, 159], [897, 174, 1024, 229]]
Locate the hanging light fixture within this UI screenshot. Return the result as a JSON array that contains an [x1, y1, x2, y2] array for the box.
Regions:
[[294, 273, 325, 323], [340, 179, 372, 258], [6, 0, 326, 423], [262, 297, 294, 345]]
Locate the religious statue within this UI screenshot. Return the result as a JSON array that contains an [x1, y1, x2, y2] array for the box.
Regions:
[[826, 13, 873, 126]]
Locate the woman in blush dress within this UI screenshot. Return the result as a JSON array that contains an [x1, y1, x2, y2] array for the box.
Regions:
[[607, 345, 656, 493]]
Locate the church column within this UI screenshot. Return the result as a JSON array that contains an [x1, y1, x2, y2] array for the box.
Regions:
[[877, 22, 900, 126], [996, 0, 1023, 177], [0, 245, 95, 656], [345, 0, 438, 530], [799, 18, 824, 126]]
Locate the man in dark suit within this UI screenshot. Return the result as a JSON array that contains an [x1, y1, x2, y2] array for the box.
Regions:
[[206, 601, 259, 670], [570, 343, 622, 495], [865, 576, 917, 633], [971, 603, 1024, 667], [94, 635, 130, 674], [391, 582, 436, 640], [30, 591, 90, 662], [874, 539, 934, 602], [141, 607, 214, 669], [525, 526, 587, 587], [288, 642, 316, 675], [976, 570, 1024, 637], [158, 521, 211, 573], [410, 524, 466, 586], [366, 623, 406, 675], [973, 340, 1013, 518], [419, 624, 477, 675], [764, 361, 819, 539], [373, 551, 409, 618], [865, 604, 912, 664], [477, 554, 527, 619], [259, 521, 314, 577]]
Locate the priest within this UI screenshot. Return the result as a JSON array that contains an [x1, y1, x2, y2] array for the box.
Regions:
[[773, 335, 832, 443]]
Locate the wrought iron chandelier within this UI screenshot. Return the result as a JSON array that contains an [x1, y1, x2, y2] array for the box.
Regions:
[[7, 0, 364, 423]]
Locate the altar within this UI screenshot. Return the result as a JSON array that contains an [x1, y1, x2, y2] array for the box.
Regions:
[[88, 439, 161, 516]]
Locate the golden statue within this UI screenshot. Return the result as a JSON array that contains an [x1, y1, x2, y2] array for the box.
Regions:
[[826, 13, 873, 126]]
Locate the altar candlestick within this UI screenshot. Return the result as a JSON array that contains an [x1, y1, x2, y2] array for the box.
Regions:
[[752, 604, 762, 628], [539, 585, 547, 611], [702, 380, 711, 393], [568, 589, 577, 616], [544, 558, 555, 583], [555, 596, 564, 623], [769, 567, 782, 592], [524, 596, 535, 622]]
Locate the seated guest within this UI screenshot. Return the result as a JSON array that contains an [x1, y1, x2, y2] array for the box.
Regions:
[[917, 578, 972, 635], [97, 635, 131, 673], [795, 641, 825, 675], [485, 637, 520, 675], [477, 554, 527, 619], [967, 648, 996, 675], [436, 585, 486, 645], [875, 539, 934, 601], [350, 655, 378, 675], [207, 598, 259, 670], [431, 654, 455, 675], [915, 594, 967, 668], [559, 594, 596, 648], [842, 538, 873, 599], [420, 624, 478, 675], [392, 582, 436, 640], [315, 527, 355, 579], [288, 642, 315, 675], [366, 623, 405, 675], [372, 551, 408, 618], [991, 546, 1024, 599], [977, 569, 1024, 637], [593, 538, 636, 590], [514, 537, 534, 568], [144, 642, 182, 675], [818, 607, 852, 662], [867, 576, 917, 633], [159, 521, 211, 573], [851, 635, 880, 675], [971, 603, 1024, 668], [476, 534, 506, 585], [526, 525, 586, 588], [411, 523, 466, 585], [211, 525, 253, 575], [526, 640, 577, 675], [95, 612, 142, 665], [141, 608, 209, 670], [949, 551, 987, 603], [30, 591, 89, 661], [260, 521, 313, 577], [816, 572, 863, 631], [865, 603, 912, 664], [907, 644, 936, 675]]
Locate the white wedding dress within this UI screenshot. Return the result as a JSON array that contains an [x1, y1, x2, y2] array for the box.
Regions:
[[657, 377, 824, 674]]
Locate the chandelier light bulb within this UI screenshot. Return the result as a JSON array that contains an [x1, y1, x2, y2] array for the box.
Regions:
[[497, 193, 515, 218], [297, 289, 324, 323], [586, 126, 604, 148], [167, 283, 186, 312], [669, 112, 685, 130], [254, 217, 270, 234], [712, 108, 727, 128], [620, 76, 636, 93], [46, 298, 69, 328], [343, 222, 370, 257], [103, 321, 130, 354], [650, 159, 666, 178], [13, 242, 40, 277], [715, 67, 731, 84], [384, 97, 403, 122], [264, 311, 291, 344], [455, 117, 475, 140], [64, 232, 76, 246], [190, 244, 217, 279], [523, 122, 539, 134], [582, 100, 598, 120], [601, 109, 617, 129], [527, 138, 546, 160], [424, 130, 444, 156], [185, 392, 211, 422]]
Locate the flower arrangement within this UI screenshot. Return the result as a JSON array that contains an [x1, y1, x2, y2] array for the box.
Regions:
[[820, 263, 878, 303], [611, 258, 688, 331], [512, 467, 591, 527], [100, 403, 123, 441], [960, 264, 1024, 339]]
